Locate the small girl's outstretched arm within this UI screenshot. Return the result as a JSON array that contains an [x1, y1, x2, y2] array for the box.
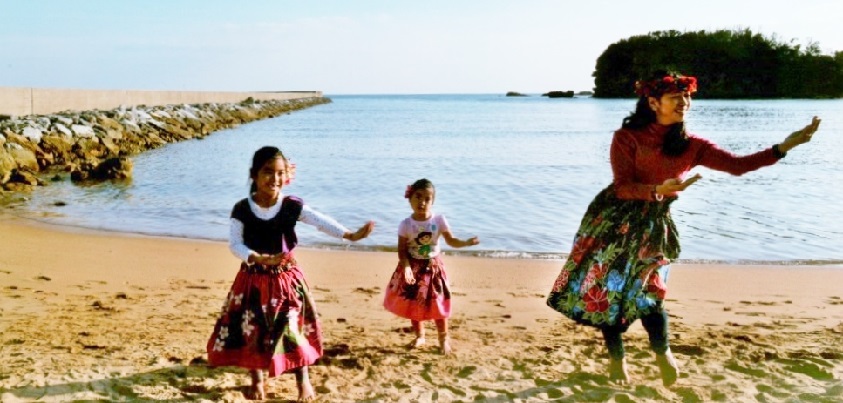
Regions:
[[442, 231, 480, 248]]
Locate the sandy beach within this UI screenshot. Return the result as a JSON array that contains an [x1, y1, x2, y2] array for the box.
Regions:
[[1, 216, 842, 402]]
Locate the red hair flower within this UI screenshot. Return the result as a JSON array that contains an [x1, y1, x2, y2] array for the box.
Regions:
[[284, 162, 296, 185], [404, 185, 413, 199], [634, 74, 698, 97]]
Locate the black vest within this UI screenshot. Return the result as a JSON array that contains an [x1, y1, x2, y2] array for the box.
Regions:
[[231, 196, 303, 254]]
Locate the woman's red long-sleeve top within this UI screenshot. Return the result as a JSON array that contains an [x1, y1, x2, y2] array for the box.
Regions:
[[610, 123, 781, 201]]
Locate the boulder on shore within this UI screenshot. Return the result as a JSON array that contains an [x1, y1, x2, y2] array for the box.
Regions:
[[71, 157, 134, 182]]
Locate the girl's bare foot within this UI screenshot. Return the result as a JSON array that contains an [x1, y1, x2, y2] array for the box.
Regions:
[[297, 378, 315, 402], [247, 384, 266, 401], [438, 332, 452, 355], [656, 349, 679, 387], [295, 366, 316, 402], [407, 336, 426, 350], [247, 370, 266, 400], [608, 357, 630, 385]]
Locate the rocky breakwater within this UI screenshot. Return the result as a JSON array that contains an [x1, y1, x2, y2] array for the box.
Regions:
[[0, 97, 330, 192]]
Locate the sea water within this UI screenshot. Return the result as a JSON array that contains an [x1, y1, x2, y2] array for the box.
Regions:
[[11, 94, 843, 263]]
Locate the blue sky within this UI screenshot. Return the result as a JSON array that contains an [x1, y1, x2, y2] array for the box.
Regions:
[[2, 0, 841, 94]]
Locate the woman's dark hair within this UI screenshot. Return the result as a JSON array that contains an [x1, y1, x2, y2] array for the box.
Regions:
[[405, 178, 435, 198], [621, 70, 691, 156], [249, 146, 287, 193]]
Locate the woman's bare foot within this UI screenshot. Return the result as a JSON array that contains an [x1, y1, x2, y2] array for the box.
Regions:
[[297, 378, 315, 402], [608, 357, 630, 385], [656, 349, 679, 387], [407, 336, 426, 350], [438, 332, 452, 355]]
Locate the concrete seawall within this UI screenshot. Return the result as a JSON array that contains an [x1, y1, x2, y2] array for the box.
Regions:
[[0, 87, 323, 116]]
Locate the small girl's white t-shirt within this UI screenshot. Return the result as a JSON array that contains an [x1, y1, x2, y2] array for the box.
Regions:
[[398, 214, 451, 259]]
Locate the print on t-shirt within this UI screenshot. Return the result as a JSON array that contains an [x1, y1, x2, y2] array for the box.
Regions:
[[401, 215, 450, 260], [411, 226, 436, 258]]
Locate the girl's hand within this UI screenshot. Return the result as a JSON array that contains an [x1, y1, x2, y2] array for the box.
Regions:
[[345, 221, 375, 242], [465, 236, 480, 246], [403, 266, 415, 285], [655, 173, 702, 197], [780, 116, 821, 152], [251, 253, 281, 266]]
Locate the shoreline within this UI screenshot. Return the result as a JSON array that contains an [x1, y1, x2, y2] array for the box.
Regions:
[[4, 209, 843, 266], [2, 214, 842, 401]]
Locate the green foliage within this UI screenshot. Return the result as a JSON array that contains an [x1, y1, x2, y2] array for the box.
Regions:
[[593, 29, 843, 99]]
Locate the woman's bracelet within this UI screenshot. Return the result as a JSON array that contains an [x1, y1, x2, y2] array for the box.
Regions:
[[772, 144, 787, 159], [652, 185, 664, 202]]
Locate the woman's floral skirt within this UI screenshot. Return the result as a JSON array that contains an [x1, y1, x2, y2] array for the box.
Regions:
[[207, 258, 322, 377], [383, 255, 451, 321], [547, 184, 680, 331]]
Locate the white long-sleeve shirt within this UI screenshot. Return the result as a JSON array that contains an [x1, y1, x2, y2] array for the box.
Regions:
[[228, 196, 349, 262]]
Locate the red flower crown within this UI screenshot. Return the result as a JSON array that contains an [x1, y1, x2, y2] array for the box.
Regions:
[[634, 75, 698, 97], [284, 162, 296, 185]]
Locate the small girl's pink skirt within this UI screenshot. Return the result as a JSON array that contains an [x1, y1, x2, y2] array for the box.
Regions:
[[383, 255, 452, 321]]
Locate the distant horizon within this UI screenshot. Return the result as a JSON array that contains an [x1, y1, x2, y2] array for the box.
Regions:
[[0, 85, 597, 96]]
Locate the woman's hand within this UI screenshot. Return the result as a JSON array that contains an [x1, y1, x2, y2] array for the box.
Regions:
[[655, 173, 702, 197], [403, 266, 416, 285], [779, 116, 821, 152], [344, 221, 375, 242]]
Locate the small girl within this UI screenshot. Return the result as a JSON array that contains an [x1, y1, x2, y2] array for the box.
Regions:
[[383, 178, 479, 354], [207, 146, 374, 401]]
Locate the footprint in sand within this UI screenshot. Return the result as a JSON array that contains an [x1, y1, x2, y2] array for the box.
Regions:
[[724, 360, 767, 377], [485, 299, 506, 308], [779, 358, 834, 380], [819, 351, 843, 359], [353, 287, 380, 296], [734, 311, 767, 317], [671, 344, 705, 356]]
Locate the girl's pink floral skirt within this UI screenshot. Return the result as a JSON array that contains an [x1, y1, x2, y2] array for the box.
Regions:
[[206, 259, 322, 377], [383, 255, 452, 321]]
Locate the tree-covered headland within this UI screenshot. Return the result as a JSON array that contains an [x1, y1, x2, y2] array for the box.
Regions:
[[593, 29, 843, 99]]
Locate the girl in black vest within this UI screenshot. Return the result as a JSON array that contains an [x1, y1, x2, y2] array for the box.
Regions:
[[207, 146, 374, 401]]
